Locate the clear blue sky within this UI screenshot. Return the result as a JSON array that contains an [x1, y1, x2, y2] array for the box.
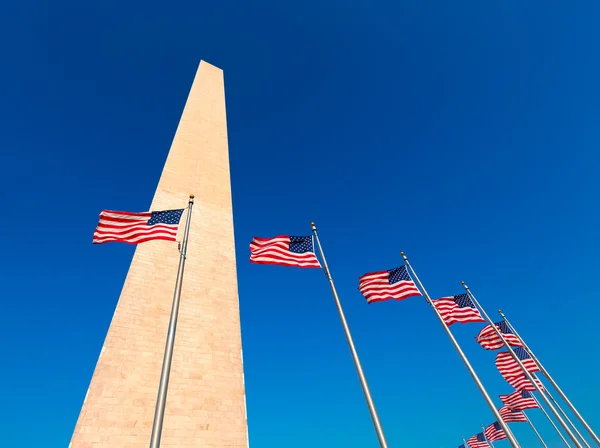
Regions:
[[1, 1, 599, 447]]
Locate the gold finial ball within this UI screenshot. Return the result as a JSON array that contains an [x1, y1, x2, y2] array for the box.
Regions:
[[189, 194, 195, 199], [400, 251, 405, 256], [461, 281, 465, 285], [310, 221, 315, 226], [498, 309, 502, 313]]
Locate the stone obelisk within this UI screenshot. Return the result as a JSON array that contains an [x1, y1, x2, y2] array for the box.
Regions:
[[70, 61, 248, 447]]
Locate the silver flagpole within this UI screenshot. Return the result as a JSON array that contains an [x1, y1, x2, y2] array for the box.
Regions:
[[525, 412, 549, 448], [463, 437, 469, 448], [532, 393, 572, 448], [149, 195, 195, 448], [481, 424, 496, 448], [499, 311, 600, 446], [462, 283, 583, 448], [545, 388, 591, 448], [311, 222, 388, 448], [400, 254, 521, 448]]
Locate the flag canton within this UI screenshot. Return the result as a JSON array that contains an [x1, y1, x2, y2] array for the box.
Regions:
[[492, 422, 501, 430], [497, 320, 514, 334], [521, 391, 532, 399], [514, 347, 531, 360], [387, 265, 411, 284], [147, 209, 184, 226], [476, 433, 485, 442], [289, 236, 314, 254], [454, 294, 476, 309]]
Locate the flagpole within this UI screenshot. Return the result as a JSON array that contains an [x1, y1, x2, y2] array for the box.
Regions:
[[532, 393, 572, 448], [524, 411, 549, 448], [400, 254, 521, 448], [545, 388, 591, 448], [463, 437, 469, 448], [149, 194, 195, 448], [499, 311, 600, 446], [462, 283, 583, 448], [481, 424, 496, 448], [311, 222, 388, 448]]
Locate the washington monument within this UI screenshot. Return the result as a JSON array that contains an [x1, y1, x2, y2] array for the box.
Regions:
[[70, 61, 249, 447]]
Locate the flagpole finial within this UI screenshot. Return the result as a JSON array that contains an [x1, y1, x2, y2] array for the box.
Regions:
[[400, 251, 404, 256], [461, 281, 465, 284], [310, 222, 315, 226], [189, 194, 195, 199]]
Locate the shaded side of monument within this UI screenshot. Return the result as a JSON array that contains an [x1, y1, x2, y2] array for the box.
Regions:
[[70, 61, 248, 447]]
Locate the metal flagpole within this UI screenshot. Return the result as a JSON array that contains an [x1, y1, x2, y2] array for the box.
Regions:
[[532, 393, 572, 448], [400, 254, 521, 448], [462, 283, 583, 448], [463, 437, 469, 448], [524, 411, 549, 448], [149, 194, 195, 448], [499, 311, 600, 446], [481, 424, 496, 448], [311, 223, 388, 448], [545, 388, 591, 448]]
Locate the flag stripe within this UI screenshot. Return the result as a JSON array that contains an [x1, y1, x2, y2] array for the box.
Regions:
[[476, 322, 523, 350], [93, 209, 183, 245], [358, 266, 421, 304], [500, 391, 538, 411], [249, 236, 321, 268], [499, 406, 527, 423], [496, 350, 540, 378], [432, 296, 485, 326]]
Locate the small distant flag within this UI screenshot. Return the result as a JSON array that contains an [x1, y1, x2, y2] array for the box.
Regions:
[[358, 265, 421, 304], [476, 321, 523, 350], [499, 406, 527, 423], [249, 236, 321, 268], [500, 391, 538, 411], [432, 294, 485, 326], [506, 374, 545, 392], [93, 209, 184, 245], [496, 348, 540, 378], [467, 432, 490, 448], [484, 422, 507, 442]]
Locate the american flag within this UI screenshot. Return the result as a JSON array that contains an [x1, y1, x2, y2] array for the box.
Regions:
[[476, 320, 523, 350], [506, 374, 545, 392], [500, 391, 538, 411], [499, 406, 527, 423], [93, 209, 184, 245], [484, 422, 507, 442], [432, 294, 485, 326], [249, 236, 321, 268], [467, 432, 490, 448], [496, 347, 540, 378], [358, 265, 421, 304]]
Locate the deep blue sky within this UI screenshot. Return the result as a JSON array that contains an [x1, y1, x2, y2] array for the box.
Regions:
[[1, 1, 599, 447]]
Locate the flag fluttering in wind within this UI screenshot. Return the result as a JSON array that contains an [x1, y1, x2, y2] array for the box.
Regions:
[[484, 422, 507, 442], [93, 209, 184, 244], [498, 406, 527, 423], [249, 236, 321, 268], [506, 374, 545, 392], [467, 433, 490, 448], [358, 265, 420, 304], [500, 390, 538, 411], [496, 347, 540, 378], [432, 294, 485, 326], [476, 321, 523, 350]]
